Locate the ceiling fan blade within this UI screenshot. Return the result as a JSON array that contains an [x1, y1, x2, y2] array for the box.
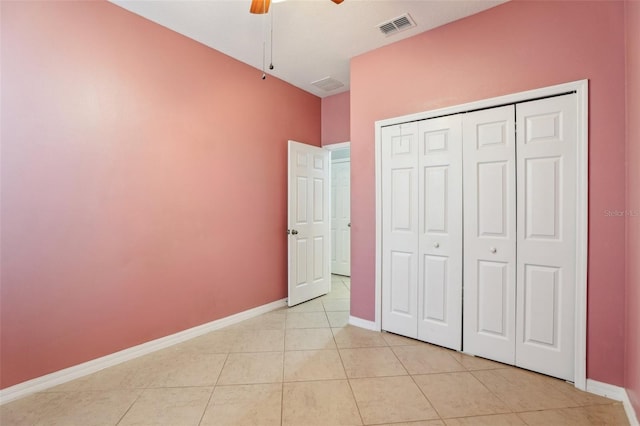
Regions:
[[250, 0, 271, 14], [331, 0, 344, 3]]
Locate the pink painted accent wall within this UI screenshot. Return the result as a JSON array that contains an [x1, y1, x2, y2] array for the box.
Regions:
[[625, 0, 640, 416], [0, 1, 320, 389], [350, 0, 627, 385], [321, 91, 350, 145]]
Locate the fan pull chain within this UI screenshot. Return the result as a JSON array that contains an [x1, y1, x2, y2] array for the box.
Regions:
[[262, 40, 266, 80], [261, 0, 267, 79], [269, 5, 274, 70]]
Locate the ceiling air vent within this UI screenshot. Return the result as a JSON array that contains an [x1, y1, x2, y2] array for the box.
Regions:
[[311, 77, 345, 92], [377, 13, 416, 37]]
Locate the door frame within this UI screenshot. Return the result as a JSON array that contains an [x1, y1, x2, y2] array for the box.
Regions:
[[374, 80, 589, 390]]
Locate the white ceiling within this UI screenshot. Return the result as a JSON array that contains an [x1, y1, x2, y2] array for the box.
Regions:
[[110, 0, 506, 98]]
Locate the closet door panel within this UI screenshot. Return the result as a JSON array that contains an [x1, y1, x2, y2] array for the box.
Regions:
[[417, 116, 463, 350], [477, 260, 509, 336], [463, 105, 517, 364], [382, 123, 419, 338], [516, 94, 577, 381]]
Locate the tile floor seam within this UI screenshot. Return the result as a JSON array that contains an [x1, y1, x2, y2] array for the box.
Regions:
[[464, 369, 516, 416], [389, 345, 410, 376], [114, 389, 143, 426], [195, 387, 215, 426], [343, 377, 366, 426], [334, 341, 366, 425], [514, 411, 533, 425], [467, 369, 523, 414], [407, 373, 446, 424], [280, 381, 284, 426]]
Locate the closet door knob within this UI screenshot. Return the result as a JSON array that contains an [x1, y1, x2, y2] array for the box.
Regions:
[[490, 247, 497, 253], [434, 242, 440, 248]]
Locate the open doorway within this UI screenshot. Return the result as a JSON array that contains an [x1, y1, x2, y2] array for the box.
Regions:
[[326, 142, 351, 277]]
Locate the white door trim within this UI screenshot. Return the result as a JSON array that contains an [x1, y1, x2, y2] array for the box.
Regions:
[[374, 80, 588, 390], [324, 141, 351, 151]]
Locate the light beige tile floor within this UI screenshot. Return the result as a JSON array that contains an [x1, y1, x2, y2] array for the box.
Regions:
[[0, 275, 629, 425]]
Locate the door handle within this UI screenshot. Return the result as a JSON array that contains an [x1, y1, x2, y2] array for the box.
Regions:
[[291, 229, 299, 235], [347, 223, 351, 227]]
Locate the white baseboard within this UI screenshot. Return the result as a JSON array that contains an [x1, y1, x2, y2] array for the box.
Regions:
[[586, 379, 639, 426], [0, 298, 287, 405], [348, 315, 378, 331]]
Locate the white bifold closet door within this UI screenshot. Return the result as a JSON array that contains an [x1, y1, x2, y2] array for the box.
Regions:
[[515, 94, 576, 381], [382, 122, 420, 338], [382, 116, 463, 351], [417, 116, 463, 349], [462, 105, 517, 365], [464, 94, 577, 381]]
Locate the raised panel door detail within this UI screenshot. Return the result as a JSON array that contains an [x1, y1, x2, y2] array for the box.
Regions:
[[296, 176, 308, 224], [422, 255, 447, 322], [391, 168, 414, 232], [331, 229, 337, 262], [331, 181, 337, 220], [424, 131, 448, 153], [392, 135, 413, 156], [523, 264, 560, 347], [477, 260, 508, 337], [296, 152, 307, 167], [313, 236, 324, 281], [525, 112, 562, 144], [424, 166, 448, 234], [313, 155, 324, 170], [477, 121, 508, 149], [391, 251, 413, 316], [477, 162, 508, 237], [313, 178, 324, 222], [340, 229, 350, 263], [295, 239, 308, 285], [525, 157, 561, 240]]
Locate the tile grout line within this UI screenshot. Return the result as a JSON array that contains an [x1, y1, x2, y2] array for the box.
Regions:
[[326, 284, 365, 424], [407, 373, 446, 424], [113, 388, 144, 426], [335, 339, 365, 425], [466, 368, 518, 418], [195, 351, 230, 426]]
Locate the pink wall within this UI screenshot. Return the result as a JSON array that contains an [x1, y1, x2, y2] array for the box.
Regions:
[[350, 0, 627, 385], [0, 1, 320, 389], [625, 0, 640, 416], [321, 91, 350, 145]]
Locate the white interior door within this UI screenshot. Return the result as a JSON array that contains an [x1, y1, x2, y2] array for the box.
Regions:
[[288, 141, 331, 307], [515, 94, 577, 381], [417, 116, 463, 350], [381, 123, 419, 338], [463, 105, 517, 364], [331, 160, 351, 276]]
